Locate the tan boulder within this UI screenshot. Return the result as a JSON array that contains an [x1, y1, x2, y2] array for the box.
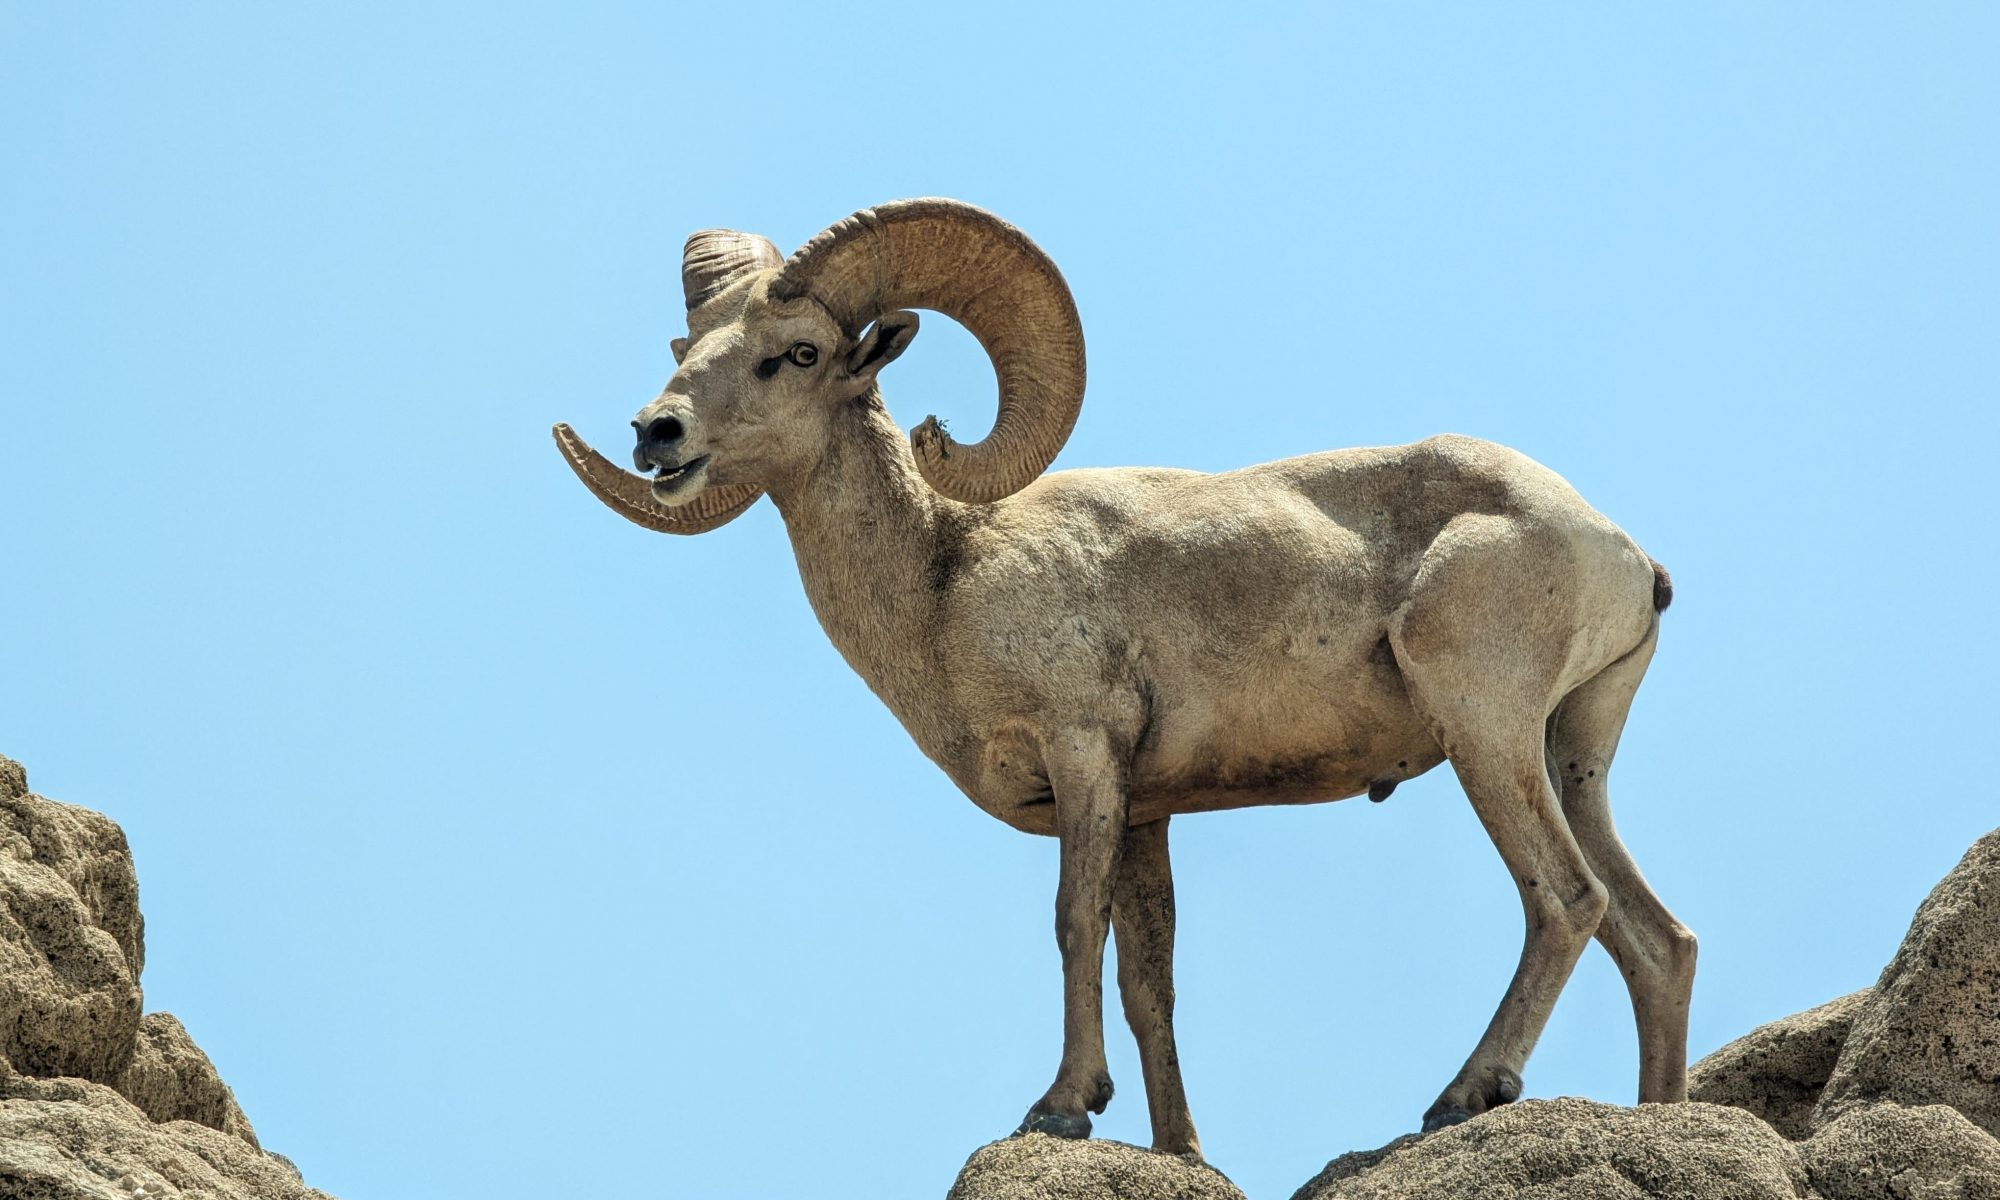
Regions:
[[0, 1068, 328, 1200], [949, 1134, 1247, 1200], [1289, 1098, 1809, 1200], [1689, 989, 1870, 1139], [0, 755, 331, 1197], [0, 758, 144, 1083], [1816, 829, 2000, 1138], [1800, 1102, 2000, 1200]]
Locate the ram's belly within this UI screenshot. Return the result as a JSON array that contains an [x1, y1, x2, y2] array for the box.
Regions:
[[954, 614, 1451, 835], [1126, 660, 1445, 825], [957, 676, 1446, 836]]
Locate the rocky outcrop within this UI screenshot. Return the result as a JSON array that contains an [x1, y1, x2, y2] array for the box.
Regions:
[[0, 762, 144, 1084], [1290, 1099, 1810, 1200], [949, 1134, 1246, 1200], [1688, 990, 1870, 1140], [0, 755, 331, 1199], [0, 1069, 320, 1200], [1815, 830, 2000, 1138]]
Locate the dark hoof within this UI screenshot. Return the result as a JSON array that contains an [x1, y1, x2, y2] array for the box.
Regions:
[[1016, 1109, 1093, 1140], [1421, 1066, 1522, 1132], [1421, 1106, 1473, 1133]]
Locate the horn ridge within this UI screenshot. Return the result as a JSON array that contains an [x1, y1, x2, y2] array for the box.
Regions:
[[682, 230, 782, 311]]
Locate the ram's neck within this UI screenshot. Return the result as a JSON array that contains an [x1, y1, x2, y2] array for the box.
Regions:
[[765, 396, 957, 743]]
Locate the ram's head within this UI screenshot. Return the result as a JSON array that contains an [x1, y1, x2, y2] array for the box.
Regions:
[[554, 199, 1087, 532]]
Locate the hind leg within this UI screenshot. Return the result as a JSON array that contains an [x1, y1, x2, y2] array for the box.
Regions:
[[1389, 516, 1617, 1130], [1547, 623, 1697, 1102], [1391, 666, 1608, 1127], [1411, 715, 1608, 1129]]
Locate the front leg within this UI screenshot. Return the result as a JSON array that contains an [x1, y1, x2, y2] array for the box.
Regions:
[[1114, 817, 1202, 1157], [1017, 726, 1128, 1140]]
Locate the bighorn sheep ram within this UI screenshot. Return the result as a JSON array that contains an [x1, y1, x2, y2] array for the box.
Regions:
[[554, 199, 1693, 1156]]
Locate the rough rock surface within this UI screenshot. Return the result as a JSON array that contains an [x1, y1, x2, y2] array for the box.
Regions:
[[1816, 830, 2000, 1138], [0, 755, 331, 1198], [0, 760, 144, 1082], [115, 1013, 261, 1149], [1799, 1103, 2000, 1200], [1689, 989, 1870, 1139], [948, 1134, 1247, 1200], [1289, 1099, 1809, 1200], [0, 1069, 323, 1200]]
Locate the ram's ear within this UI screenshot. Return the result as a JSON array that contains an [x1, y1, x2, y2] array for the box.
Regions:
[[671, 337, 690, 365], [845, 310, 919, 387]]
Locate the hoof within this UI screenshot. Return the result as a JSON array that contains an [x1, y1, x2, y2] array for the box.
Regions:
[[1016, 1109, 1093, 1140], [1422, 1066, 1522, 1132], [1421, 1106, 1473, 1132]]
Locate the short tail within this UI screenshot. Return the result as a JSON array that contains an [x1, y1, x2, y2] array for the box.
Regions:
[[1650, 559, 1674, 612]]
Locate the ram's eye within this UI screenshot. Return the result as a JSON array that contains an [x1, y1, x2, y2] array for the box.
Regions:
[[786, 342, 819, 368]]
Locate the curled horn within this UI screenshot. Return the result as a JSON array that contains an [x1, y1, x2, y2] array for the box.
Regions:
[[681, 230, 782, 311], [551, 423, 762, 535], [552, 229, 777, 534], [771, 198, 1085, 504]]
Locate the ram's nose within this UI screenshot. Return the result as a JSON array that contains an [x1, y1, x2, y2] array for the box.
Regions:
[[631, 413, 687, 471]]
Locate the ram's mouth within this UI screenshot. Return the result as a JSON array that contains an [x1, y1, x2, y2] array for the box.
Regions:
[[650, 455, 711, 503]]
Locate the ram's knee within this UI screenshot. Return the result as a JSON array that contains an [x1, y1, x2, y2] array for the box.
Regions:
[[1530, 875, 1608, 942], [1571, 878, 1610, 936]]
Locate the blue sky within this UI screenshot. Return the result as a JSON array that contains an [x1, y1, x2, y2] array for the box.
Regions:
[[3, 5, 1995, 1197]]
